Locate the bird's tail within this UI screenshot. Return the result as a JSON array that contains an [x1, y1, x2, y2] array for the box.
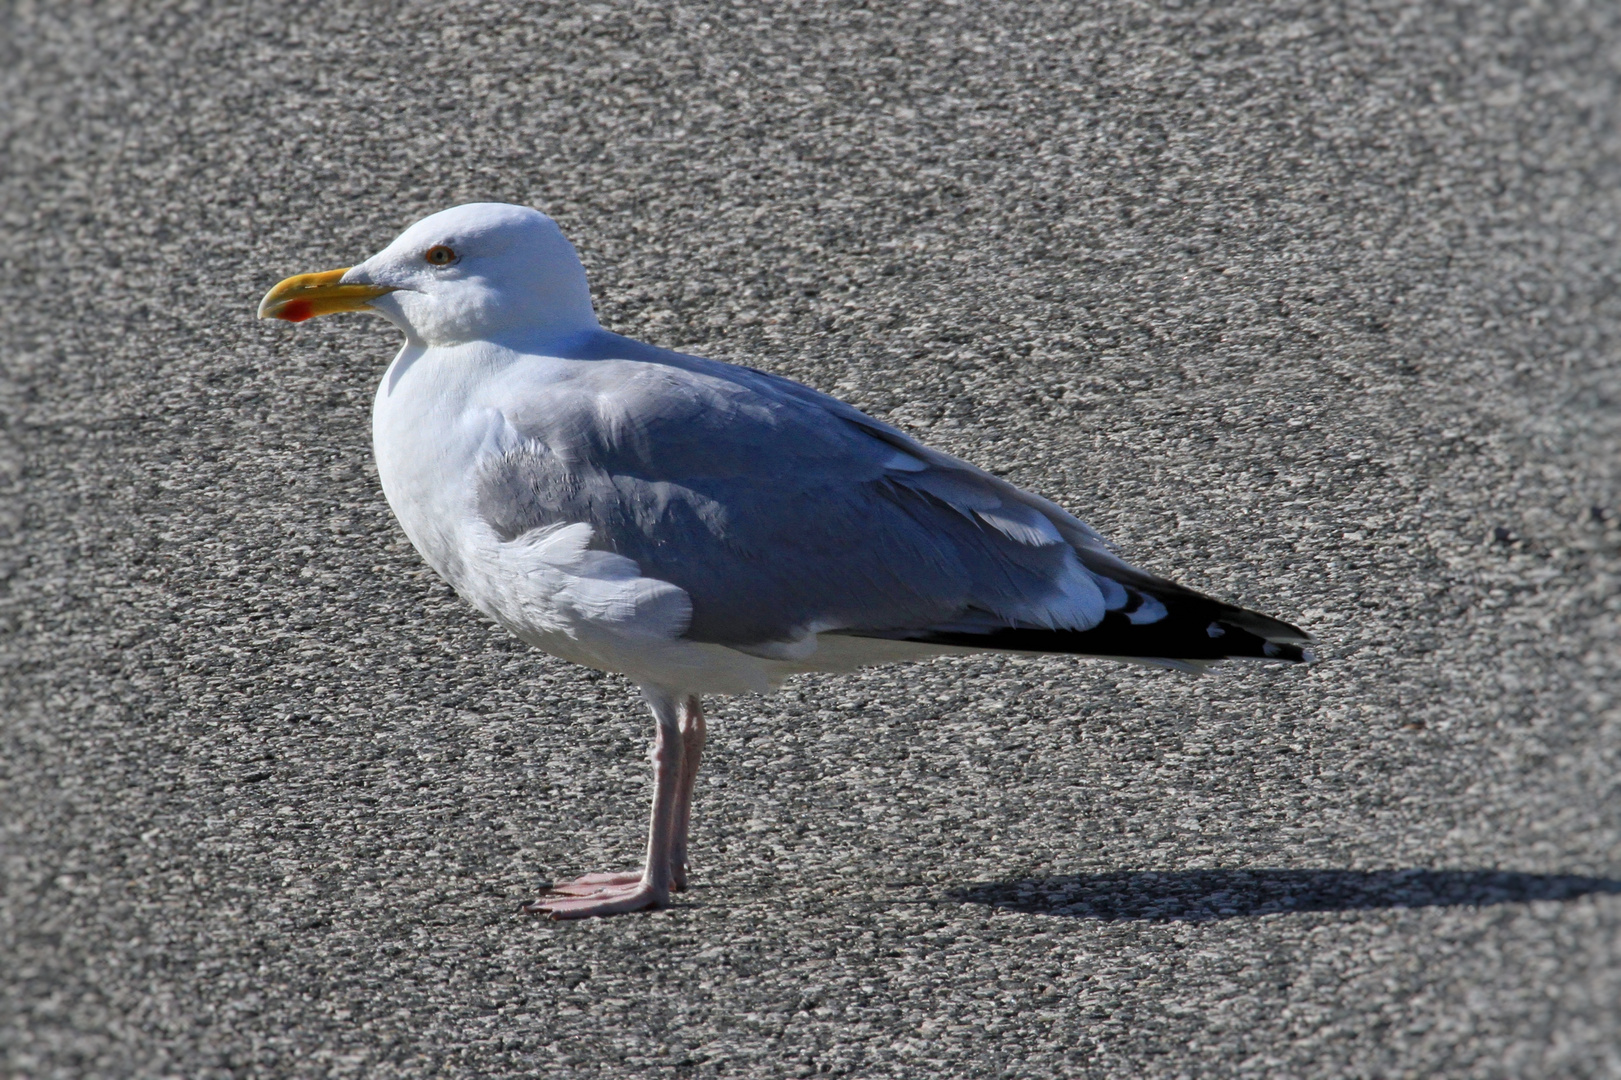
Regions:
[[844, 570, 1313, 673]]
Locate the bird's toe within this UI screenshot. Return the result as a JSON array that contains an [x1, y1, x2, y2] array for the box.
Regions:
[[524, 880, 669, 920], [540, 870, 645, 897]]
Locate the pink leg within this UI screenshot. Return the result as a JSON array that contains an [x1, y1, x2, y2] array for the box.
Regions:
[[524, 686, 685, 919], [535, 696, 706, 898], [670, 696, 706, 892]]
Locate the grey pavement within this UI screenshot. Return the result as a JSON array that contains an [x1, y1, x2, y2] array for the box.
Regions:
[[3, 1, 1620, 1076]]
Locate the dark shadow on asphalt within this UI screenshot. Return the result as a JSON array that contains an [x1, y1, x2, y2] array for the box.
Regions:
[[953, 869, 1621, 921]]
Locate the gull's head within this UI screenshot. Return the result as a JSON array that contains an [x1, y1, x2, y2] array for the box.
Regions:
[[257, 203, 598, 347]]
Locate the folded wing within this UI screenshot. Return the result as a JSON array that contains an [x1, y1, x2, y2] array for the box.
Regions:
[[475, 332, 1309, 666]]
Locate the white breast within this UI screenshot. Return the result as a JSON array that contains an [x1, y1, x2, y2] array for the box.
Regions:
[[371, 341, 515, 594]]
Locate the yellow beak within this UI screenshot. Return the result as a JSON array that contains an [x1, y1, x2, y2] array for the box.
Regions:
[[257, 268, 396, 323]]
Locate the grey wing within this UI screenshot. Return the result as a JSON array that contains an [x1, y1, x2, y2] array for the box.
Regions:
[[474, 357, 1146, 649], [476, 447, 1110, 648]]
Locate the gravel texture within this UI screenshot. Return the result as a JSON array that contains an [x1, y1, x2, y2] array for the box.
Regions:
[[4, 1, 1620, 1077]]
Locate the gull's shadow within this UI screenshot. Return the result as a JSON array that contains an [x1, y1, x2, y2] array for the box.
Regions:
[[953, 869, 1621, 922]]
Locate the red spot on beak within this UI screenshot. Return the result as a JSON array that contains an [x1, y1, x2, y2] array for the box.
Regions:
[[281, 299, 314, 323]]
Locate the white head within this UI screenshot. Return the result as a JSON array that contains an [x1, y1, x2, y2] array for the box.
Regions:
[[258, 203, 600, 347]]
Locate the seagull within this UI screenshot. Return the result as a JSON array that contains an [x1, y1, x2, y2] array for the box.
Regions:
[[259, 203, 1311, 919]]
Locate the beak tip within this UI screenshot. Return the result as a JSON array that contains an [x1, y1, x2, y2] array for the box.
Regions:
[[256, 298, 313, 323]]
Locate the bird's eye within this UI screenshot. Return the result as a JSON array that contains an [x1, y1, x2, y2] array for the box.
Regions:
[[425, 245, 457, 266]]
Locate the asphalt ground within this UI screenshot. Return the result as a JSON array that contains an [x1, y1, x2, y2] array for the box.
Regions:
[[3, 2, 1619, 1076]]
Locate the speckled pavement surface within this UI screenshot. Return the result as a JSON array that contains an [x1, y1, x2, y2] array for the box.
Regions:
[[3, 2, 1620, 1076]]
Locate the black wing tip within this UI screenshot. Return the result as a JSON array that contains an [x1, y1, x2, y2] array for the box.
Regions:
[[854, 609, 1316, 666], [1260, 639, 1316, 664], [1216, 608, 1312, 645]]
